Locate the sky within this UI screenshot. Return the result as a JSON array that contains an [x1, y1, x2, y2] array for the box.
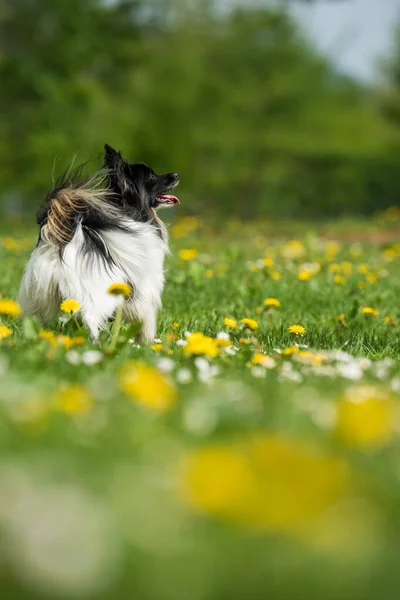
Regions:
[[291, 0, 399, 81], [221, 0, 399, 81]]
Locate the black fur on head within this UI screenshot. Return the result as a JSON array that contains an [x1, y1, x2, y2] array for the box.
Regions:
[[104, 144, 180, 220]]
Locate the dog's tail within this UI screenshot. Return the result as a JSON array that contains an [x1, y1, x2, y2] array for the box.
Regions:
[[41, 171, 114, 247]]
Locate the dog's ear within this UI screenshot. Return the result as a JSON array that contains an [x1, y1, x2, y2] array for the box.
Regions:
[[104, 144, 129, 198], [104, 144, 125, 169]]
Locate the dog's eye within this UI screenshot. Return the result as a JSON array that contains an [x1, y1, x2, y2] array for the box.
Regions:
[[148, 173, 156, 181]]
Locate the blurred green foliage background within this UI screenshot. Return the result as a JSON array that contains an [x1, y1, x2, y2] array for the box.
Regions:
[[0, 0, 399, 219]]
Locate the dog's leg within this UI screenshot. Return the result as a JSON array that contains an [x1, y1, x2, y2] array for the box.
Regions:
[[138, 306, 157, 343], [124, 300, 157, 343], [81, 313, 101, 341], [18, 243, 61, 322]]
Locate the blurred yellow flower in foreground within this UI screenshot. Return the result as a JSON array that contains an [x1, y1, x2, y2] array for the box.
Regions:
[[179, 248, 198, 261], [263, 257, 274, 268], [0, 325, 12, 339], [184, 333, 219, 357], [252, 353, 275, 368], [224, 317, 237, 328], [281, 346, 299, 356], [166, 332, 179, 341], [39, 329, 55, 341], [151, 343, 164, 351], [107, 282, 131, 297], [60, 299, 81, 314], [282, 240, 305, 259], [181, 435, 350, 537], [298, 270, 314, 281], [263, 298, 280, 308], [241, 318, 258, 331], [325, 241, 340, 260], [288, 324, 306, 336], [58, 335, 85, 350], [270, 270, 281, 280], [54, 384, 92, 415], [362, 307, 379, 317], [366, 273, 378, 284], [335, 385, 395, 448], [0, 299, 22, 317], [333, 275, 346, 285], [120, 361, 176, 411]]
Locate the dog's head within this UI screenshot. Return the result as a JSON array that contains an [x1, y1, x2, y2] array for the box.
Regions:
[[104, 144, 180, 212]]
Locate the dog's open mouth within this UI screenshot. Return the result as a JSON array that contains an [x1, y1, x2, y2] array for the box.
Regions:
[[156, 194, 180, 206]]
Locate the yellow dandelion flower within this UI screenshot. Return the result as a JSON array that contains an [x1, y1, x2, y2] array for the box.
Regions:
[[0, 325, 12, 340], [184, 333, 219, 357], [224, 317, 237, 329], [1, 237, 19, 251], [215, 336, 231, 348], [298, 270, 313, 281], [333, 275, 346, 285], [60, 299, 81, 314], [171, 322, 180, 329], [0, 299, 22, 317], [270, 271, 281, 280], [382, 246, 400, 262], [107, 282, 131, 297], [340, 262, 352, 277], [39, 329, 55, 341], [165, 332, 179, 342], [328, 263, 341, 274], [205, 269, 214, 278], [335, 386, 395, 448], [252, 353, 275, 368], [384, 316, 397, 326], [281, 240, 305, 259], [295, 351, 323, 366], [120, 362, 176, 411], [325, 241, 340, 260], [337, 314, 345, 323], [58, 335, 85, 350], [264, 257, 274, 268], [179, 248, 198, 261], [281, 346, 299, 356], [263, 298, 280, 308], [241, 318, 258, 331], [358, 281, 366, 289], [357, 264, 369, 274], [366, 273, 378, 284], [151, 343, 164, 351], [288, 324, 306, 336], [181, 435, 350, 536], [361, 307, 379, 317], [54, 384, 92, 415]]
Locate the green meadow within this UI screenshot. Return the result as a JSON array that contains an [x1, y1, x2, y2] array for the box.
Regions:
[[0, 212, 400, 600]]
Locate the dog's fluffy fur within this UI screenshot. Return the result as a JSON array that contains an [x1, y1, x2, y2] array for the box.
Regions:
[[18, 145, 180, 341]]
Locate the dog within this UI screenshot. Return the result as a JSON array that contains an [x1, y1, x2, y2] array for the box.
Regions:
[[18, 144, 180, 341]]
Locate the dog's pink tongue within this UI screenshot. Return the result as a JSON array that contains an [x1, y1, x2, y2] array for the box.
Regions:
[[156, 194, 180, 205]]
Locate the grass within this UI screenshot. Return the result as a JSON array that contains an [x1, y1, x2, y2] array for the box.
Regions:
[[1, 214, 400, 600]]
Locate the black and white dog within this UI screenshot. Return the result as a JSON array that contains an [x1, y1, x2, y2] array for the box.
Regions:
[[18, 145, 180, 341]]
